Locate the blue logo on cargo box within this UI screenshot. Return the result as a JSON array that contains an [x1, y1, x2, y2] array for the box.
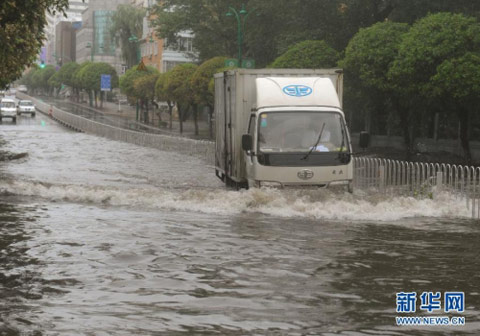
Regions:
[[283, 85, 313, 97]]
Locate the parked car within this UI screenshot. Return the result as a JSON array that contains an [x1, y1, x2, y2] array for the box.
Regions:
[[0, 98, 17, 123], [17, 85, 28, 93], [17, 100, 36, 117]]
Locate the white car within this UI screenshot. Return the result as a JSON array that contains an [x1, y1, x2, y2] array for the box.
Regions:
[[0, 98, 17, 123], [17, 100, 36, 117], [18, 85, 28, 93]]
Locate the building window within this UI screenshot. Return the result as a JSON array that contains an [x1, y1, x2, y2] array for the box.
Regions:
[[93, 10, 115, 56]]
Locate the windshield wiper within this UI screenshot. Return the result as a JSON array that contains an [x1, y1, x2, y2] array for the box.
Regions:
[[301, 122, 325, 161]]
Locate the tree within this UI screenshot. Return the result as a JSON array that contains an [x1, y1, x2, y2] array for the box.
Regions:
[[150, 0, 480, 68], [433, 53, 480, 163], [120, 65, 158, 99], [133, 73, 159, 124], [0, 0, 69, 88], [110, 4, 146, 68], [77, 62, 119, 108], [155, 72, 175, 130], [19, 66, 39, 94], [269, 40, 339, 68], [72, 62, 92, 104], [48, 71, 62, 97], [56, 62, 80, 100], [190, 56, 228, 138], [30, 65, 56, 95], [163, 63, 198, 134], [341, 22, 409, 148], [388, 12, 480, 161]]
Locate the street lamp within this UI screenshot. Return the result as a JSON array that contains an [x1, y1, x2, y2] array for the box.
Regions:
[[86, 42, 94, 62], [128, 35, 142, 121], [226, 3, 255, 66]]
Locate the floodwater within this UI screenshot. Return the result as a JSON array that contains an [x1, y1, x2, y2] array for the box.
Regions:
[[1, 110, 479, 335]]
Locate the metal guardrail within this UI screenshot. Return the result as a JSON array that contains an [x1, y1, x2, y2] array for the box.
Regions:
[[353, 157, 480, 218]]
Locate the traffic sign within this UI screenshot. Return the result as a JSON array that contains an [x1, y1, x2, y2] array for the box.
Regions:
[[101, 74, 111, 92], [225, 59, 239, 68], [137, 60, 147, 71], [242, 59, 255, 69]]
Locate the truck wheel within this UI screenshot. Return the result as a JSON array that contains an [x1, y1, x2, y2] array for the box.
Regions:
[[12, 117, 16, 123], [32, 112, 36, 117]]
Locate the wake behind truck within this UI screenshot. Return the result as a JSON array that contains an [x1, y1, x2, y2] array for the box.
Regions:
[[214, 68, 355, 191]]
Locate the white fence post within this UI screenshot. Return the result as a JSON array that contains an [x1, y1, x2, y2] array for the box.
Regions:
[[436, 171, 443, 194], [379, 165, 385, 193]]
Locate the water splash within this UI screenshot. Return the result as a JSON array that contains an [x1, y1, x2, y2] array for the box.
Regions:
[[0, 180, 470, 221]]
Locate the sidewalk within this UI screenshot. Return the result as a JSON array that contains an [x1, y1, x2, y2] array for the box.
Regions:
[[70, 99, 213, 141]]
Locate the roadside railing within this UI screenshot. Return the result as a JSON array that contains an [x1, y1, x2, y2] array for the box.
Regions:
[[17, 92, 216, 164], [353, 157, 480, 218]]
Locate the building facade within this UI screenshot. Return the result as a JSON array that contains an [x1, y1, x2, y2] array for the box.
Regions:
[[76, 0, 130, 74], [134, 0, 197, 73], [44, 0, 89, 65]]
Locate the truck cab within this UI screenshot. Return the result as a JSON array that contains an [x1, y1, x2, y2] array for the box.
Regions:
[[215, 69, 352, 191]]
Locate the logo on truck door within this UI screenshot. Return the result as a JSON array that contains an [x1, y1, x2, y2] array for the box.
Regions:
[[283, 85, 313, 97]]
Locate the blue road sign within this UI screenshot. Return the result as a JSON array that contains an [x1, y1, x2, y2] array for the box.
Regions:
[[101, 74, 111, 92]]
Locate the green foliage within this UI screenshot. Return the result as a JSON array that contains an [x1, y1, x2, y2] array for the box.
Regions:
[[48, 70, 62, 90], [77, 62, 119, 92], [433, 53, 480, 100], [133, 73, 159, 100], [72, 62, 92, 90], [0, 0, 69, 88], [120, 66, 158, 98], [164, 63, 198, 104], [19, 66, 38, 88], [269, 40, 339, 68], [190, 56, 228, 107], [30, 65, 56, 91], [342, 21, 409, 91], [155, 72, 169, 102], [110, 4, 146, 68], [56, 62, 80, 88], [388, 12, 480, 96]]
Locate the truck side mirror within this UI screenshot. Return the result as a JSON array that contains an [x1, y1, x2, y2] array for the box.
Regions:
[[359, 131, 370, 149], [242, 134, 253, 151]]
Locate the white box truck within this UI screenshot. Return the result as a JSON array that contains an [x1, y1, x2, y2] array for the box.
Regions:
[[214, 68, 354, 191]]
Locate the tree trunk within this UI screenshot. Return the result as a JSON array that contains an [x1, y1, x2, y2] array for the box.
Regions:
[[178, 103, 183, 134], [100, 91, 104, 109], [144, 100, 149, 124], [168, 101, 173, 130], [94, 91, 98, 108], [193, 104, 198, 136]]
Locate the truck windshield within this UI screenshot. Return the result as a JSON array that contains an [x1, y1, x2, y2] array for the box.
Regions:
[[258, 111, 347, 153]]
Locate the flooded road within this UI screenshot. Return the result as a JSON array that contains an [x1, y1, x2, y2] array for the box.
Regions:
[[1, 113, 479, 335]]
